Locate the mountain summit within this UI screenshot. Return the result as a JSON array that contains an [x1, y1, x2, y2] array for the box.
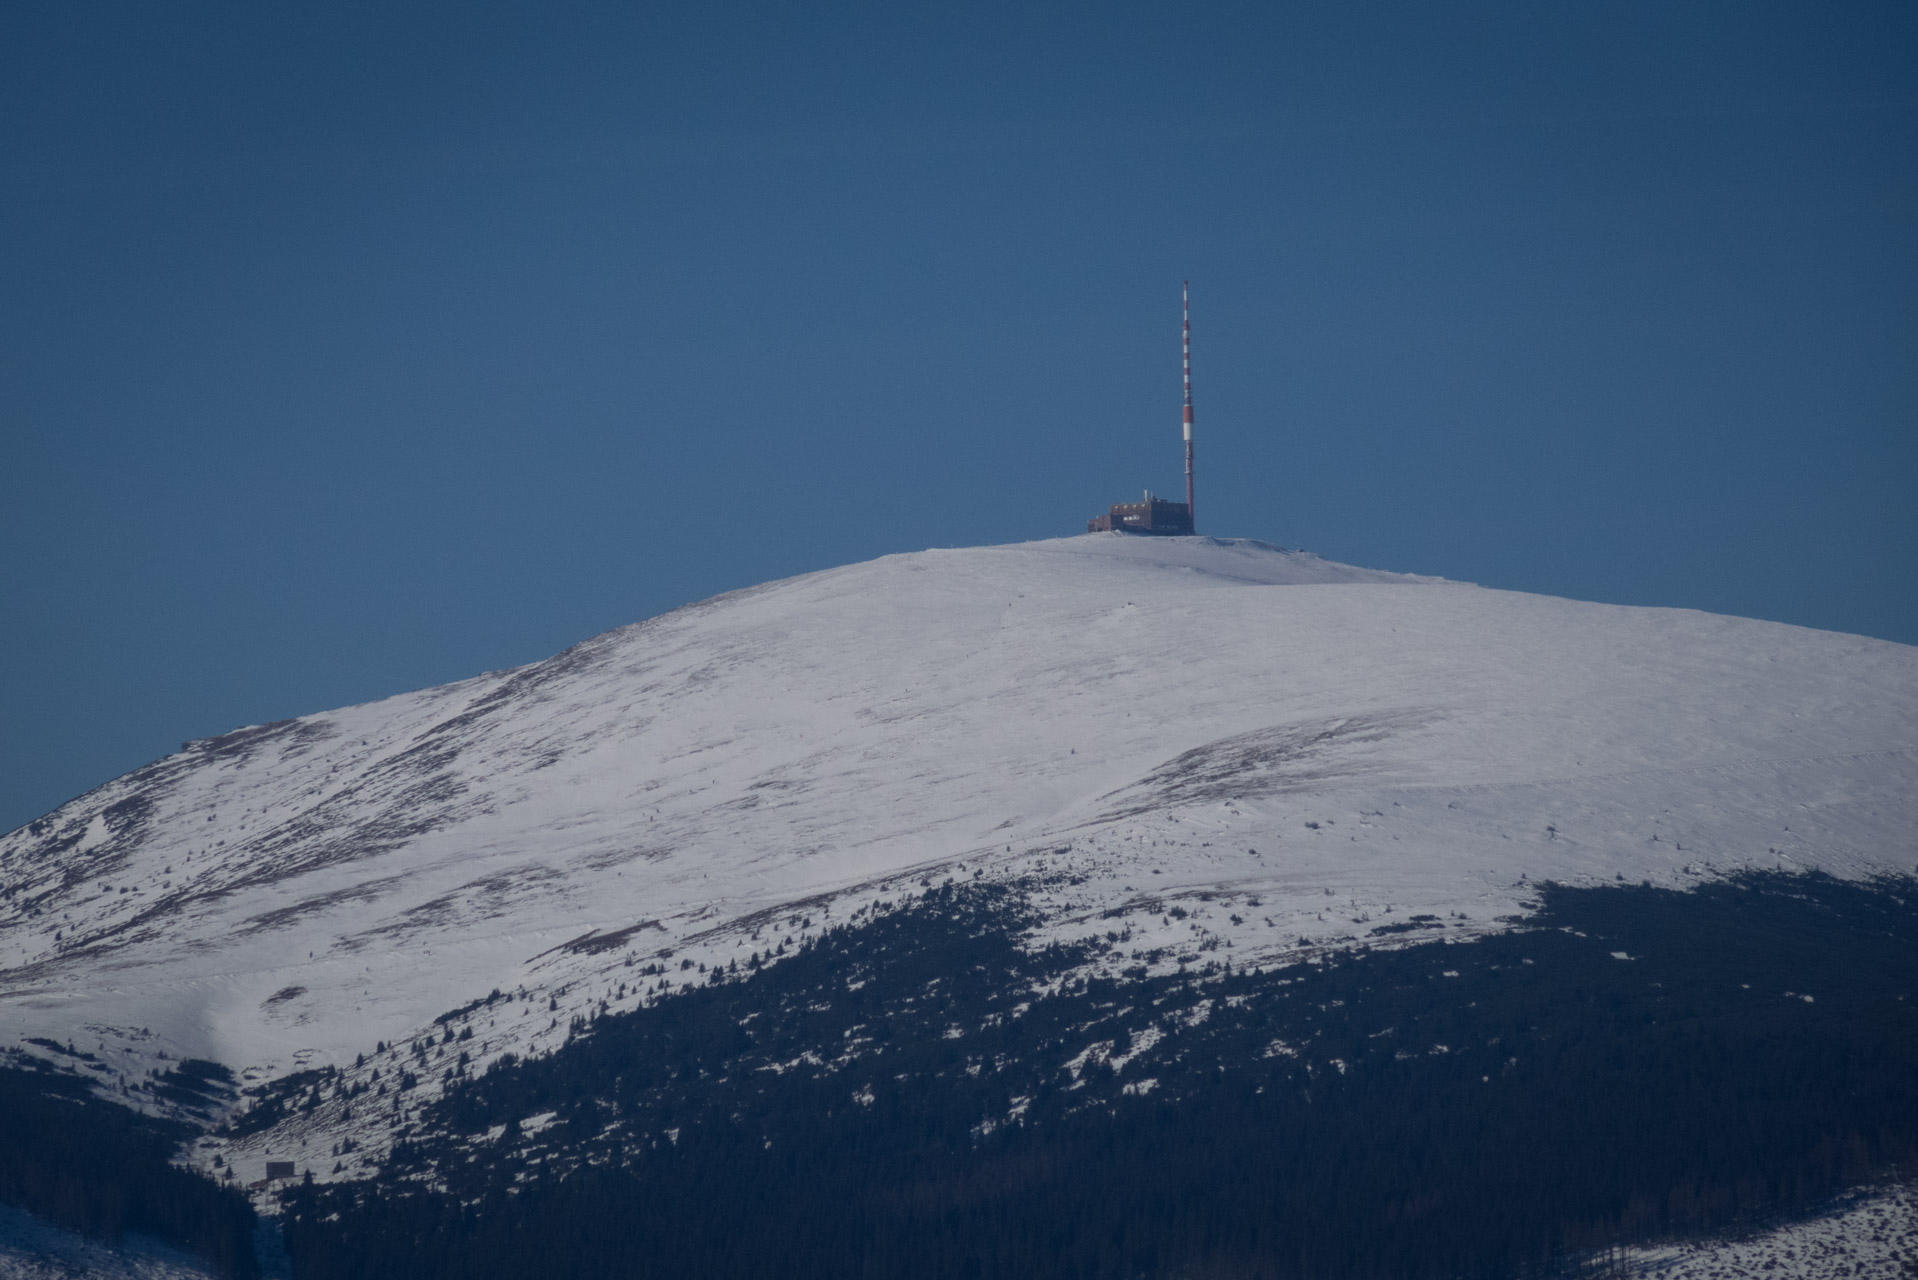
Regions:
[[2, 533, 1915, 1274]]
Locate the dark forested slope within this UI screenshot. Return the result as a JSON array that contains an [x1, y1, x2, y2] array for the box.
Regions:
[[0, 1060, 257, 1277], [278, 871, 1918, 1280]]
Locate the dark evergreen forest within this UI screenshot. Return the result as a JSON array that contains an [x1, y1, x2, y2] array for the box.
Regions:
[[275, 871, 1918, 1280], [0, 1057, 258, 1276]]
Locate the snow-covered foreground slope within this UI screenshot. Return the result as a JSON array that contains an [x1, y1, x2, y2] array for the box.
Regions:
[[0, 1201, 220, 1279], [1618, 1181, 1918, 1278], [2, 533, 1914, 1180]]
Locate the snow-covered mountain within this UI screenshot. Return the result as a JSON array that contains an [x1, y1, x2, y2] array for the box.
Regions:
[[3, 533, 1915, 1194]]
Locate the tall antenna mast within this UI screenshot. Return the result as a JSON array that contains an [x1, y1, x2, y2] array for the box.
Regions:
[[1182, 281, 1196, 532]]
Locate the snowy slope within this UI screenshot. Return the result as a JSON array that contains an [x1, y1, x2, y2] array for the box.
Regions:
[[2, 533, 1914, 1182], [0, 1200, 216, 1279], [1618, 1181, 1918, 1278]]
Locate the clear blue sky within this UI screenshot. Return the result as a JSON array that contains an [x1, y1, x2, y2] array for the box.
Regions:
[[4, 1, 1914, 833]]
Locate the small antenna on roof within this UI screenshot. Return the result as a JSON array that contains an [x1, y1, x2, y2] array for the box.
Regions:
[[1182, 282, 1196, 532]]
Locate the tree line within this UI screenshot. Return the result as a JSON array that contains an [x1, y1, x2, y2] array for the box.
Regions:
[[277, 871, 1918, 1279]]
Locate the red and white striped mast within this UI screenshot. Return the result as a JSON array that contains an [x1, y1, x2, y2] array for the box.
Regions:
[[1182, 281, 1196, 532]]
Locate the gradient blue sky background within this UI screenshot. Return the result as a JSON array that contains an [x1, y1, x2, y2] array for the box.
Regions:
[[4, 1, 1914, 832]]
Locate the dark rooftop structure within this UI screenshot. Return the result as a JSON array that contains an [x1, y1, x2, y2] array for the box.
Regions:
[[1088, 492, 1194, 536]]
